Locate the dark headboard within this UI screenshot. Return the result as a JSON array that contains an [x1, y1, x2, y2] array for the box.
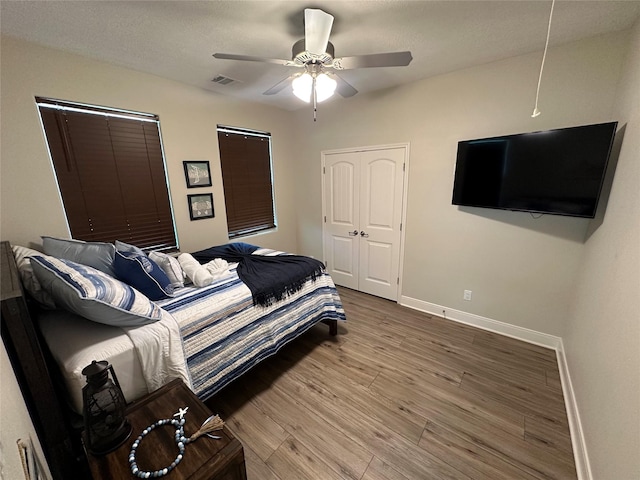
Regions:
[[1, 241, 90, 479]]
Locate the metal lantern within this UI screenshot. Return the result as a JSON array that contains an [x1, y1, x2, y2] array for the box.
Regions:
[[82, 360, 132, 455]]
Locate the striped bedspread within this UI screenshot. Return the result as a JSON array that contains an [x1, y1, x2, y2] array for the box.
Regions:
[[156, 249, 345, 400]]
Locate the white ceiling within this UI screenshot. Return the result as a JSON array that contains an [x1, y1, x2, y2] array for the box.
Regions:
[[2, 1, 639, 111]]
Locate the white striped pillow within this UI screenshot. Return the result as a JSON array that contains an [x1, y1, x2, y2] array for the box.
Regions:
[[30, 255, 162, 327], [149, 251, 185, 289]]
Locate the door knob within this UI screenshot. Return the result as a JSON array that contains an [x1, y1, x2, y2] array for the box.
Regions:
[[348, 230, 358, 236], [360, 231, 369, 238]]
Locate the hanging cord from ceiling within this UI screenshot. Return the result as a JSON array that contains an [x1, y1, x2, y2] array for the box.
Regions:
[[313, 75, 318, 122], [531, 0, 556, 118]]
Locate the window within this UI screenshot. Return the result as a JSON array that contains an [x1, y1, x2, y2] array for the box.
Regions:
[[216, 126, 276, 238], [37, 97, 178, 251]]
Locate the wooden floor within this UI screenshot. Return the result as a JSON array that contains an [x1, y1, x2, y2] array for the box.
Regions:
[[206, 287, 577, 480]]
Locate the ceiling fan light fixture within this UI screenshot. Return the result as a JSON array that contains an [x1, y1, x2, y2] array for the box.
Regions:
[[214, 7, 412, 114], [315, 73, 337, 102], [292, 73, 313, 103]]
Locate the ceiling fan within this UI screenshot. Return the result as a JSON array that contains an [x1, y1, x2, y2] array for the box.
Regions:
[[213, 8, 413, 119]]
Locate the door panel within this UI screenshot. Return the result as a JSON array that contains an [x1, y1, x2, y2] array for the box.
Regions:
[[331, 161, 356, 225], [362, 239, 394, 288], [331, 236, 357, 275], [363, 157, 396, 228]]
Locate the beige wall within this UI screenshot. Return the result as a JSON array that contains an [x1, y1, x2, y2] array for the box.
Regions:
[[292, 31, 628, 337], [0, 35, 299, 254], [564, 20, 640, 479]]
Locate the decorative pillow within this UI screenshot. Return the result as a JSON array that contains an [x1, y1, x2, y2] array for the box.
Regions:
[[115, 240, 146, 256], [42, 236, 116, 277], [114, 251, 174, 300], [149, 251, 185, 289], [30, 255, 161, 327], [11, 246, 56, 309]]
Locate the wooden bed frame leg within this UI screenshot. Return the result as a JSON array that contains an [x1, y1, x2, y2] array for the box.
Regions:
[[322, 319, 338, 336]]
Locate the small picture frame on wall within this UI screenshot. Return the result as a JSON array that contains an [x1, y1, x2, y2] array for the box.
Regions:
[[183, 161, 212, 188], [188, 193, 214, 220]]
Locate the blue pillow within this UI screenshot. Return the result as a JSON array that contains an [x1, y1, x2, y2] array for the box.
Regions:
[[114, 251, 173, 300], [115, 240, 146, 256], [30, 255, 161, 327]]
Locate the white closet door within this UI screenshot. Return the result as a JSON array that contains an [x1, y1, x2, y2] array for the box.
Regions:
[[358, 148, 405, 299], [323, 152, 360, 290], [323, 146, 406, 301]]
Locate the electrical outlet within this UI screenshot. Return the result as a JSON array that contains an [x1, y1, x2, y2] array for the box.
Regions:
[[464, 290, 472, 301]]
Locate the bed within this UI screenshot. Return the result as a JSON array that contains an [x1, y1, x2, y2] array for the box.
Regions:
[[7, 239, 345, 416], [38, 249, 344, 413]]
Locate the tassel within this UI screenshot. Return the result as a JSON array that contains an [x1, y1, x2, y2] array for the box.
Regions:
[[188, 414, 225, 442]]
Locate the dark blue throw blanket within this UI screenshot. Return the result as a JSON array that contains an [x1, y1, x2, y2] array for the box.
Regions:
[[191, 242, 325, 307]]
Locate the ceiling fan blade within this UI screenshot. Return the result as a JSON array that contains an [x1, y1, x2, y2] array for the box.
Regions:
[[332, 51, 413, 70], [333, 74, 358, 98], [263, 76, 294, 95], [304, 8, 334, 55], [213, 53, 292, 66]]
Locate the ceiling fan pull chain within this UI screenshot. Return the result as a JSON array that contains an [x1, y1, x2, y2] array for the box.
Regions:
[[313, 76, 318, 122]]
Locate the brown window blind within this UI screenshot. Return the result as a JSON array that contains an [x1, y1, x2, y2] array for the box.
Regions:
[[37, 98, 178, 251], [217, 127, 275, 237]]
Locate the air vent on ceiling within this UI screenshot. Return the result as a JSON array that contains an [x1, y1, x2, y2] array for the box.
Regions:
[[211, 75, 239, 85]]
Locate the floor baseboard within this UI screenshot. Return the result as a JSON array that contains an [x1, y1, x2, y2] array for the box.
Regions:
[[398, 295, 591, 479], [555, 340, 592, 480], [399, 295, 561, 349]]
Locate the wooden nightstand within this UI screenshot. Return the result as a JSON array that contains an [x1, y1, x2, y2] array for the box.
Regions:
[[85, 379, 247, 480]]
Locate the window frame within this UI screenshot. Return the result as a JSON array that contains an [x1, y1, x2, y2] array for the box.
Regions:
[[36, 97, 179, 252], [216, 125, 277, 238]]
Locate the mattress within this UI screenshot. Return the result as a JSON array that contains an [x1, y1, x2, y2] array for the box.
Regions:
[[38, 310, 151, 414], [39, 306, 190, 414]]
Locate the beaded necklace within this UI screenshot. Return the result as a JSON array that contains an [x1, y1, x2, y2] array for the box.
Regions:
[[129, 406, 224, 478]]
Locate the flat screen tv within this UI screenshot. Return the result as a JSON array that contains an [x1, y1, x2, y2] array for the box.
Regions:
[[452, 121, 617, 218]]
